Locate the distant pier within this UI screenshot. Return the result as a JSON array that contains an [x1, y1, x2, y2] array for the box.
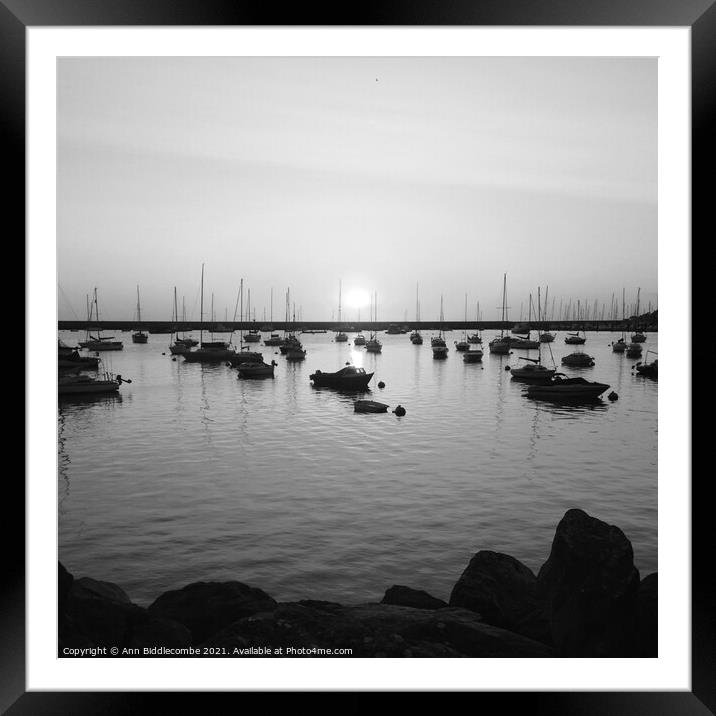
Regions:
[[59, 320, 657, 333]]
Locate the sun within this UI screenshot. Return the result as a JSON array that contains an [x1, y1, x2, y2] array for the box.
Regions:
[[345, 288, 371, 310]]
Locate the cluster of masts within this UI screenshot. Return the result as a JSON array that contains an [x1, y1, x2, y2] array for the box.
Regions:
[[66, 276, 655, 328]]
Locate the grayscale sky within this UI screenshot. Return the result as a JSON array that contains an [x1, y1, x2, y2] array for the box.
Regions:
[[57, 56, 657, 323]]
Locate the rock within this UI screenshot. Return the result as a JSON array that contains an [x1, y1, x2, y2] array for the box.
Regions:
[[58, 562, 74, 615], [63, 579, 145, 648], [127, 614, 192, 649], [536, 508, 641, 656], [58, 566, 191, 652], [381, 585, 447, 610], [74, 577, 132, 604], [148, 581, 278, 644], [449, 551, 550, 643], [202, 603, 553, 657], [636, 573, 658, 657]]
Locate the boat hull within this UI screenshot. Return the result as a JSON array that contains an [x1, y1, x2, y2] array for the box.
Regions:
[[354, 400, 389, 413]]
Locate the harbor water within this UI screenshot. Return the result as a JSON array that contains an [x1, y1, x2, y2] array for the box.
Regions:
[[58, 330, 658, 606]]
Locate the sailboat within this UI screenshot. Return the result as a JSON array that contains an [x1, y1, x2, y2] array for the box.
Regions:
[[334, 281, 348, 342], [183, 265, 238, 362], [243, 290, 261, 342], [285, 303, 307, 360], [539, 286, 555, 342], [467, 301, 482, 345], [510, 295, 540, 349], [612, 288, 628, 353], [131, 285, 148, 344], [409, 284, 423, 345], [631, 288, 647, 342], [79, 288, 123, 351], [365, 292, 383, 353], [463, 300, 484, 361], [510, 288, 555, 380], [353, 307, 366, 346], [489, 275, 511, 354], [264, 289, 283, 345], [432, 296, 448, 359], [454, 294, 469, 351]]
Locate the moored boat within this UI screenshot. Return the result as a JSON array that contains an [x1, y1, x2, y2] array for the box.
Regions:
[[354, 399, 389, 413], [526, 376, 609, 400], [310, 364, 374, 389], [462, 347, 484, 362], [561, 352, 595, 367], [237, 360, 276, 378]]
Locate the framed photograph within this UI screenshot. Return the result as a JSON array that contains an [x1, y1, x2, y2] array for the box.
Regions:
[[11, 1, 705, 711]]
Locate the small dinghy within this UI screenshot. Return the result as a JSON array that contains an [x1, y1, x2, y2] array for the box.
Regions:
[[354, 400, 389, 413]]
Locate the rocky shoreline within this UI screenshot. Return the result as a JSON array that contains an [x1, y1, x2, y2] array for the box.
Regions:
[[59, 508, 657, 657]]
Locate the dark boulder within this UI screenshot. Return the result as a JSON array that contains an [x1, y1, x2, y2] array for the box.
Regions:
[[449, 551, 550, 643], [636, 572, 658, 657], [203, 603, 553, 657], [148, 581, 277, 644], [381, 585, 448, 610], [536, 508, 641, 656], [58, 565, 191, 652]]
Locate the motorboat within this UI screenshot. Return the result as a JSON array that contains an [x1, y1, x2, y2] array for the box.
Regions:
[[561, 352, 595, 367], [354, 399, 389, 413], [432, 344, 448, 359], [611, 338, 627, 353], [309, 365, 374, 389], [489, 337, 512, 354], [79, 336, 124, 351], [564, 332, 586, 345], [509, 337, 540, 349], [462, 347, 484, 363], [526, 376, 610, 400], [237, 360, 276, 378], [285, 346, 307, 360], [59, 371, 129, 395], [279, 335, 303, 354], [264, 333, 283, 346], [353, 333, 367, 346], [184, 344, 237, 362], [227, 347, 264, 367], [58, 340, 100, 369], [539, 332, 555, 343], [635, 353, 657, 379], [335, 332, 348, 342]]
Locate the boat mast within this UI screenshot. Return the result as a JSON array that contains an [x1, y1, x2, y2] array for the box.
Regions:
[[501, 273, 507, 338], [173, 286, 179, 343], [136, 285, 142, 324], [199, 263, 204, 347], [239, 279, 244, 348]]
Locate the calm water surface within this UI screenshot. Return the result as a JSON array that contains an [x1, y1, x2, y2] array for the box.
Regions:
[[58, 330, 658, 606]]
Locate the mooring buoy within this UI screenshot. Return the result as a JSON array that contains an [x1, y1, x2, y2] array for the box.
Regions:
[[393, 405, 406, 416]]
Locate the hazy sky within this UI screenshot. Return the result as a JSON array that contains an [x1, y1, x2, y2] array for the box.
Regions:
[[57, 57, 657, 322]]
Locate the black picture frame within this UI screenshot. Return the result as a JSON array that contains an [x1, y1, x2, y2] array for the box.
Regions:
[[9, 1, 705, 712]]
